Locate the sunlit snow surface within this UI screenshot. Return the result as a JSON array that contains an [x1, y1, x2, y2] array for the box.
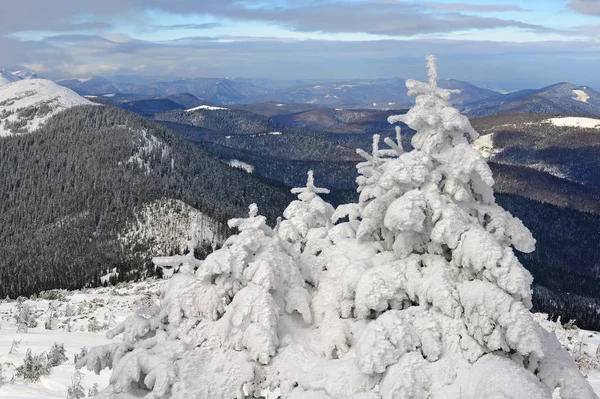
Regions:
[[0, 79, 97, 137], [0, 281, 163, 398], [572, 89, 590, 103], [1, 279, 600, 398], [186, 105, 229, 112], [545, 116, 600, 129]]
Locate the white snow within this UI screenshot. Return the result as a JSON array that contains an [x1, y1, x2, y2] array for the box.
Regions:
[[0, 79, 97, 137], [228, 159, 255, 173], [102, 93, 115, 98], [573, 89, 590, 103], [0, 280, 164, 398], [473, 133, 501, 159], [545, 117, 600, 129], [185, 105, 228, 112], [528, 162, 570, 180], [269, 131, 282, 135], [276, 104, 285, 107]]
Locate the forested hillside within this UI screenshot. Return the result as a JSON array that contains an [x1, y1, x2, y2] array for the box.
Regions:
[[0, 105, 293, 298]]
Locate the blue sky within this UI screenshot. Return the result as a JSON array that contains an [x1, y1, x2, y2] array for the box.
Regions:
[[1, 0, 599, 89]]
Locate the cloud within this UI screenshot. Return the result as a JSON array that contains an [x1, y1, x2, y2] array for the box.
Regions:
[[0, 0, 550, 37], [423, 2, 530, 12], [567, 0, 600, 15], [206, 2, 551, 37], [152, 23, 223, 30], [5, 32, 600, 89]]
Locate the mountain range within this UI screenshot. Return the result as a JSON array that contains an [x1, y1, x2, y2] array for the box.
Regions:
[[48, 72, 600, 118]]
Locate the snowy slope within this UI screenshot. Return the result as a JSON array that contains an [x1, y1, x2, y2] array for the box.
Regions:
[[119, 198, 224, 259], [0, 79, 97, 137], [0, 280, 163, 398], [0, 69, 21, 85]]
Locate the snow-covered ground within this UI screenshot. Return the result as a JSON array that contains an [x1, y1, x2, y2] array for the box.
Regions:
[[186, 105, 228, 112], [545, 116, 600, 129], [1, 279, 600, 398], [572, 89, 590, 103], [0, 79, 97, 137], [0, 280, 163, 398]]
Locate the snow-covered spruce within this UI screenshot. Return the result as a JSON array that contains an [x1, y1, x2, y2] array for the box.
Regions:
[[78, 56, 596, 399]]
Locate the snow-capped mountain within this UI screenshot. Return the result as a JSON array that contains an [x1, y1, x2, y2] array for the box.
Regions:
[[0, 78, 96, 136], [11, 69, 39, 80], [0, 68, 21, 85]]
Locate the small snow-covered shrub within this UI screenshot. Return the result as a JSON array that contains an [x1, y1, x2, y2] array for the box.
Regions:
[[67, 370, 86, 399], [15, 349, 49, 382], [74, 347, 88, 364], [87, 317, 104, 332], [47, 342, 68, 368], [8, 339, 21, 354], [0, 363, 6, 387], [89, 383, 99, 397], [544, 315, 600, 377], [79, 57, 597, 399]]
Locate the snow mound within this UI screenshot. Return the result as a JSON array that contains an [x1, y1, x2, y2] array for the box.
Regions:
[[0, 78, 97, 137], [572, 89, 590, 103], [545, 117, 600, 129], [186, 105, 228, 112]]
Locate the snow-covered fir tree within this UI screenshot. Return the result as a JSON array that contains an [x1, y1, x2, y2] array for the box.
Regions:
[[78, 56, 596, 399]]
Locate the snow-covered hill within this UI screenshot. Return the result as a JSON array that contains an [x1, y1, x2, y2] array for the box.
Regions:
[[0, 79, 96, 137], [119, 198, 224, 261]]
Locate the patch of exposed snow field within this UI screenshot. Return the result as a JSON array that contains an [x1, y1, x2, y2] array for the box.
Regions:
[[572, 89, 590, 103], [472, 132, 501, 159], [0, 79, 97, 137], [228, 159, 255, 173], [545, 117, 600, 129], [119, 198, 223, 259], [186, 105, 228, 112]]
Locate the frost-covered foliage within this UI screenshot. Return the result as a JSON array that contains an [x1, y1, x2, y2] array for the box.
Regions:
[[67, 370, 87, 399], [47, 342, 68, 367], [79, 56, 596, 399], [16, 349, 50, 382]]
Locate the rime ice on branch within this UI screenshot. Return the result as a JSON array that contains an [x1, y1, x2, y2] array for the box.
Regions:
[[78, 56, 596, 399]]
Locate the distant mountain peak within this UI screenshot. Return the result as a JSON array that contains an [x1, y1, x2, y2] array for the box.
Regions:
[[0, 68, 22, 85], [0, 78, 98, 137]]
